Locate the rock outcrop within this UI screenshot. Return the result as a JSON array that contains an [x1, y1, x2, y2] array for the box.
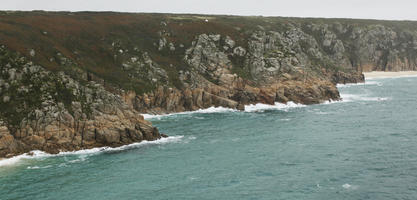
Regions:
[[133, 76, 342, 114], [0, 47, 160, 158]]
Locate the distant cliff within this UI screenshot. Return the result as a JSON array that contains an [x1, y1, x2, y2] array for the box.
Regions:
[[1, 11, 417, 157]]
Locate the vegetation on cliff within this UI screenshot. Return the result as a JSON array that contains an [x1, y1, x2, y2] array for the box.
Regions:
[[0, 46, 161, 158], [1, 11, 415, 94]]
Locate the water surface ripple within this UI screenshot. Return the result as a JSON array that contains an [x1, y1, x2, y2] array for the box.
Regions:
[[1, 77, 417, 200]]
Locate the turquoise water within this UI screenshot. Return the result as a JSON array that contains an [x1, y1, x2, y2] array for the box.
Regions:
[[1, 76, 417, 200]]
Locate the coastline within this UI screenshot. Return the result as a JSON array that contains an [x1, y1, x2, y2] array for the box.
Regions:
[[0, 76, 384, 167], [0, 136, 184, 167], [363, 71, 417, 79]]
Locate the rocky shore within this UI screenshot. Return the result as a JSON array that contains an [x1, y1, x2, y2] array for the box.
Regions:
[[2, 12, 417, 158], [132, 75, 359, 114], [0, 47, 161, 158]]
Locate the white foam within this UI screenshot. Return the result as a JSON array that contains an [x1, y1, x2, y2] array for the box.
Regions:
[[322, 99, 342, 105], [142, 86, 389, 119], [27, 165, 52, 170], [0, 150, 49, 167], [195, 106, 237, 113], [57, 135, 184, 155], [337, 81, 381, 88], [0, 136, 184, 167], [143, 92, 388, 119], [188, 136, 197, 140], [340, 93, 389, 102], [0, 155, 30, 167], [315, 111, 329, 115], [142, 106, 237, 119], [244, 101, 306, 112], [342, 183, 359, 190], [143, 102, 307, 119], [67, 156, 88, 163]]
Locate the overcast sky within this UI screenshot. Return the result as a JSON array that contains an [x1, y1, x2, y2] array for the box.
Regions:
[[1, 0, 417, 21]]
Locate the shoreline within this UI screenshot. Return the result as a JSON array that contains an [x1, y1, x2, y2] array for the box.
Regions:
[[0, 136, 184, 167], [0, 76, 384, 166], [363, 71, 417, 79]]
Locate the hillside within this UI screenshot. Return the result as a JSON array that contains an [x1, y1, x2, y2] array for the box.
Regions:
[[1, 11, 417, 157]]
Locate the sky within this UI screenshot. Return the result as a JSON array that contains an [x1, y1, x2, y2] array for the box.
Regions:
[[1, 0, 417, 21]]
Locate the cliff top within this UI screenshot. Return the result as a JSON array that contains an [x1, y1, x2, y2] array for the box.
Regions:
[[1, 11, 416, 94]]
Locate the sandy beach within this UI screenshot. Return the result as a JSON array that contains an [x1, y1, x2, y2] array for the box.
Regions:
[[363, 71, 417, 79]]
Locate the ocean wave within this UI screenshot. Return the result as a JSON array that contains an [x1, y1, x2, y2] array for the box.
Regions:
[[143, 94, 388, 119], [321, 92, 389, 104], [244, 102, 306, 112], [27, 165, 53, 170], [142, 106, 237, 119], [342, 183, 359, 190], [143, 101, 306, 119], [0, 136, 184, 167], [0, 150, 50, 167], [340, 93, 389, 102]]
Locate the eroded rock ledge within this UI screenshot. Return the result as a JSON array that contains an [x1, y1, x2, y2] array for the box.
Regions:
[[132, 73, 363, 114]]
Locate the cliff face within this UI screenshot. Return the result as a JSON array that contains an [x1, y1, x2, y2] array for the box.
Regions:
[[1, 11, 417, 157], [0, 46, 160, 158]]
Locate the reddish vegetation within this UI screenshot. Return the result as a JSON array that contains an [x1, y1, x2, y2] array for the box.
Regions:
[[1, 11, 416, 92], [0, 12, 255, 93]]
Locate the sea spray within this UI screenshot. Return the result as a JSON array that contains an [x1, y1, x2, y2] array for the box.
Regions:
[[244, 102, 306, 112], [143, 102, 306, 119], [336, 81, 382, 88], [142, 107, 237, 119]]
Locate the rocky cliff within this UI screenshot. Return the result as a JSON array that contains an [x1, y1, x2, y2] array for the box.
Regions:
[[0, 46, 161, 158], [1, 11, 417, 157]]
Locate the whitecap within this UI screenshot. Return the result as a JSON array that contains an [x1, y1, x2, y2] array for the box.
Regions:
[[195, 106, 237, 113], [0, 136, 184, 167], [340, 93, 389, 102], [182, 136, 197, 144], [0, 150, 49, 167], [244, 101, 305, 112], [67, 156, 88, 164], [143, 102, 305, 119], [315, 111, 329, 115], [0, 155, 28, 167], [337, 81, 381, 88], [57, 135, 184, 155], [26, 165, 52, 170], [342, 183, 359, 190], [58, 163, 68, 168], [188, 136, 197, 140]]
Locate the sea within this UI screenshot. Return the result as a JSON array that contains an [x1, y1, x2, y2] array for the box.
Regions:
[[1, 75, 417, 200]]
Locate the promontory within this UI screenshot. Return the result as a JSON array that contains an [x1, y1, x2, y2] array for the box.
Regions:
[[1, 11, 417, 157]]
